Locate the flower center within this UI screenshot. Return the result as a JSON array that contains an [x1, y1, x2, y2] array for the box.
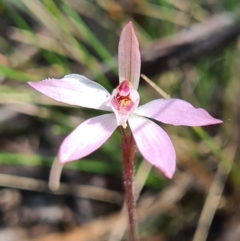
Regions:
[[110, 80, 140, 128], [111, 80, 134, 113]]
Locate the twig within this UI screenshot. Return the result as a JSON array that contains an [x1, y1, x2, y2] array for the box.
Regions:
[[141, 74, 170, 99], [0, 173, 123, 205]]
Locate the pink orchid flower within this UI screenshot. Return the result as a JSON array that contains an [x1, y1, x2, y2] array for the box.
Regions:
[[28, 22, 222, 178]]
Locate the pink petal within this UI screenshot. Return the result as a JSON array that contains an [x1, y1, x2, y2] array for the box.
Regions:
[[134, 99, 223, 126], [59, 114, 117, 163], [28, 74, 111, 111], [118, 22, 141, 90], [128, 114, 176, 178]]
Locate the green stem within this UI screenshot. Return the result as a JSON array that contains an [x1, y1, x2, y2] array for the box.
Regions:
[[121, 127, 139, 241]]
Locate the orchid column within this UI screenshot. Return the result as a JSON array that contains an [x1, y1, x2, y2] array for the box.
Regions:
[[28, 22, 222, 241]]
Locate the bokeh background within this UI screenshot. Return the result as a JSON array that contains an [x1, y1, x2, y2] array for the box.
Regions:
[[0, 0, 240, 241]]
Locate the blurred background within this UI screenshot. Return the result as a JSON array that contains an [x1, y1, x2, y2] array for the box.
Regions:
[[0, 0, 240, 241]]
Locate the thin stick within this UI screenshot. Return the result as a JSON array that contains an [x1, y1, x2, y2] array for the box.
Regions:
[[0, 173, 122, 204], [141, 74, 171, 99]]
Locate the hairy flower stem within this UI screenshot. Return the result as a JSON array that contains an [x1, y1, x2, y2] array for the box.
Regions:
[[121, 127, 139, 241]]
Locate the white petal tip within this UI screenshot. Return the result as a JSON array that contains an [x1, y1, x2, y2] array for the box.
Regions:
[[58, 152, 71, 165], [154, 164, 176, 179], [213, 119, 223, 125], [164, 170, 175, 179]]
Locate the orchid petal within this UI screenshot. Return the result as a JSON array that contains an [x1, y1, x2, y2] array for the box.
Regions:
[[28, 74, 111, 111], [58, 114, 117, 163], [118, 22, 141, 90], [128, 114, 176, 178], [134, 99, 223, 126]]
